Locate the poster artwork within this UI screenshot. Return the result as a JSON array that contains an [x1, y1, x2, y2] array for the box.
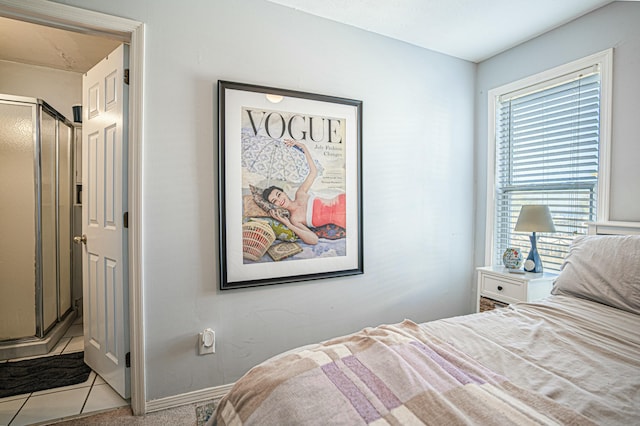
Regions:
[[240, 107, 347, 263]]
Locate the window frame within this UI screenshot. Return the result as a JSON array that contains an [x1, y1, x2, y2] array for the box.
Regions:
[[485, 49, 613, 267]]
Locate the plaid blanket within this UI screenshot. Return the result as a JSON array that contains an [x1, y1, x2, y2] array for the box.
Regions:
[[212, 320, 593, 425]]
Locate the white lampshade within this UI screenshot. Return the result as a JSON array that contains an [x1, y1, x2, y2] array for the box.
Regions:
[[514, 205, 556, 233]]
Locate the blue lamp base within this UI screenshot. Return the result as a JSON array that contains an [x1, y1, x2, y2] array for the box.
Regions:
[[524, 232, 544, 273]]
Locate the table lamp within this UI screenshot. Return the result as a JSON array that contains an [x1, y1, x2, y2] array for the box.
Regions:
[[514, 205, 556, 273]]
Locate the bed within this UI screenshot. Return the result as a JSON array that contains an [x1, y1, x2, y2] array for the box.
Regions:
[[210, 223, 640, 425]]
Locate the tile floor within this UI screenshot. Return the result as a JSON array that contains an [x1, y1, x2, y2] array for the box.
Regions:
[[0, 317, 129, 425]]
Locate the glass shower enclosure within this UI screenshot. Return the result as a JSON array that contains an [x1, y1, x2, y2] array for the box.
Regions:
[[0, 94, 75, 359]]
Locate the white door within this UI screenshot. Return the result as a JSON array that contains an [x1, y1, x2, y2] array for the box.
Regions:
[[81, 44, 130, 399]]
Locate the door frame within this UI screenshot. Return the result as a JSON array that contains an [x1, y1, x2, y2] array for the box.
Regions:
[[0, 0, 146, 415]]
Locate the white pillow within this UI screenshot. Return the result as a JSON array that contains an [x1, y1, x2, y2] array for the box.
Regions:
[[552, 235, 640, 315]]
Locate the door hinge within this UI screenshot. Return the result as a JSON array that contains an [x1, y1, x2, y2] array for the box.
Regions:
[[123, 212, 129, 228], [124, 68, 130, 85], [126, 352, 131, 368]]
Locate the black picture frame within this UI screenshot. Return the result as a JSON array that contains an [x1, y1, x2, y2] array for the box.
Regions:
[[218, 80, 363, 289]]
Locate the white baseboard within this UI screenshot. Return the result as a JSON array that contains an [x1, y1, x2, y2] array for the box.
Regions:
[[144, 383, 234, 413]]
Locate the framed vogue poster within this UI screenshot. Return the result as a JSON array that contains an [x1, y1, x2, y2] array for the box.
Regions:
[[218, 80, 363, 289]]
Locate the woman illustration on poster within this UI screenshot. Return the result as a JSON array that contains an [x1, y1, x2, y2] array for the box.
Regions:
[[262, 139, 346, 245]]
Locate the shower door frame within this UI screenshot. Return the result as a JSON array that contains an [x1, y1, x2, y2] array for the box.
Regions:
[[34, 98, 74, 339], [37, 100, 74, 338], [0, 94, 74, 341]]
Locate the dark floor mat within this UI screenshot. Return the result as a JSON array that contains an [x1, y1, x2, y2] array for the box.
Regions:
[[0, 351, 91, 398]]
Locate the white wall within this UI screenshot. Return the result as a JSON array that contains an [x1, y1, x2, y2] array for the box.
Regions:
[[52, 0, 476, 401], [0, 60, 81, 120], [474, 1, 640, 267]]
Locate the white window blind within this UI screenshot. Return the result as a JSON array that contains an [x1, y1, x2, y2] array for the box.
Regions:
[[494, 70, 601, 272]]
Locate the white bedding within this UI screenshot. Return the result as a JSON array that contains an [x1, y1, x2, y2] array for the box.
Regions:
[[424, 295, 640, 424]]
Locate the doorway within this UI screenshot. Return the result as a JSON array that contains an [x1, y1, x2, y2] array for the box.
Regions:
[[0, 1, 145, 415]]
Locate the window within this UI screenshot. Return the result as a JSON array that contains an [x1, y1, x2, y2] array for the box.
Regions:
[[487, 50, 612, 272]]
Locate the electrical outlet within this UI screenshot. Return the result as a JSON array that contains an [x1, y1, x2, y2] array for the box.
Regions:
[[198, 328, 215, 355]]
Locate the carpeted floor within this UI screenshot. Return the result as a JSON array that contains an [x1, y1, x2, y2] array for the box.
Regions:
[[48, 400, 218, 425], [0, 352, 91, 398]]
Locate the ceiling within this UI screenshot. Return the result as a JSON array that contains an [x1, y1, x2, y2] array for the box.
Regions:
[[266, 0, 618, 62], [0, 16, 120, 73], [0, 1, 627, 72]]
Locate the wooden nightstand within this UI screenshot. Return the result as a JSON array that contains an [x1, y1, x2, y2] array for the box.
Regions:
[[476, 266, 557, 312]]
